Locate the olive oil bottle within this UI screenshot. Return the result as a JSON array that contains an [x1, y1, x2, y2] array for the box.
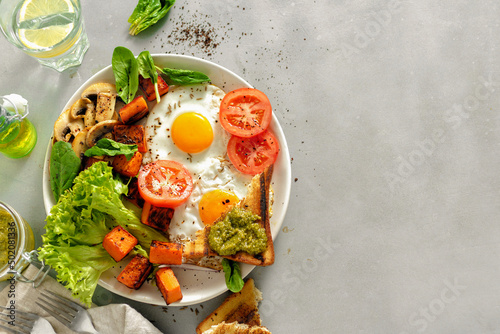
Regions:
[[0, 95, 37, 159]]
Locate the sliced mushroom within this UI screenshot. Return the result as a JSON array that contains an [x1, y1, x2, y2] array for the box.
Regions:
[[81, 83, 117, 103], [71, 128, 89, 160], [70, 99, 93, 119], [83, 99, 97, 128], [53, 109, 85, 143], [86, 120, 121, 147], [96, 92, 117, 123]]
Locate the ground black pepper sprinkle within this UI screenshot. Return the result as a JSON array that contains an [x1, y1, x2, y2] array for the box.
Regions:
[[166, 21, 220, 56]]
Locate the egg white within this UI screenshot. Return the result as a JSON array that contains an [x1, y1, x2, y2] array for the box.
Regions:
[[143, 84, 252, 242]]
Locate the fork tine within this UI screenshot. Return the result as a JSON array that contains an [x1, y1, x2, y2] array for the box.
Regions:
[[0, 311, 33, 332], [39, 292, 77, 317], [42, 290, 81, 311], [0, 306, 38, 321], [35, 300, 72, 327], [0, 317, 31, 334], [0, 323, 24, 334]]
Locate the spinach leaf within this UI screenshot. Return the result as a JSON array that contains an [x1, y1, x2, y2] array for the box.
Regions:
[[137, 51, 160, 103], [50, 141, 81, 202], [112, 47, 139, 104], [157, 67, 211, 85], [84, 138, 138, 160], [128, 0, 175, 36], [222, 259, 244, 293]]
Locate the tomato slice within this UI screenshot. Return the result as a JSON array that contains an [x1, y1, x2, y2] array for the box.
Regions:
[[227, 130, 280, 175], [137, 160, 194, 208], [219, 88, 272, 138]]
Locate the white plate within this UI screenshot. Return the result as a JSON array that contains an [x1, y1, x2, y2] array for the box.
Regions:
[[42, 54, 291, 306]]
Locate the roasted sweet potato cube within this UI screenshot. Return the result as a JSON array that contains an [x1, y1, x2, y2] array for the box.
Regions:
[[119, 96, 149, 124], [141, 202, 174, 232], [112, 151, 142, 177], [125, 177, 145, 208], [103, 226, 138, 262], [117, 254, 153, 289], [83, 156, 107, 170], [113, 124, 147, 153], [150, 241, 183, 265], [156, 267, 182, 305], [139, 75, 169, 102]]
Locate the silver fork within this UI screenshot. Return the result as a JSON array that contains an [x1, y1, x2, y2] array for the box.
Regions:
[[35, 290, 99, 334], [0, 306, 55, 334]]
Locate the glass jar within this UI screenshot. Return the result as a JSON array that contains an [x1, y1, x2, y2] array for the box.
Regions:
[[0, 201, 35, 281]]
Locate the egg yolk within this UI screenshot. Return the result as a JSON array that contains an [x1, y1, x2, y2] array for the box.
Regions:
[[199, 190, 239, 226], [171, 112, 213, 153]]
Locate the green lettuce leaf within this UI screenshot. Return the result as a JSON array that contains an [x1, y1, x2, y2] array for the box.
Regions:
[[38, 244, 114, 304], [38, 162, 168, 306]]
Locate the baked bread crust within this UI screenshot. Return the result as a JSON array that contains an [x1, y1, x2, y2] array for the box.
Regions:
[[201, 322, 272, 334], [183, 165, 275, 267], [196, 278, 267, 334]]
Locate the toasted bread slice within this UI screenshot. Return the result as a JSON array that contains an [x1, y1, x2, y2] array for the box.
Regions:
[[196, 278, 265, 334], [200, 322, 272, 334], [183, 165, 275, 267]]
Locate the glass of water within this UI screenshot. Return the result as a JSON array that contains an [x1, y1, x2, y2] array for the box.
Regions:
[[0, 0, 89, 72]]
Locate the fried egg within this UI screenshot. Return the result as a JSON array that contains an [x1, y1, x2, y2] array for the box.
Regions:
[[143, 84, 252, 242]]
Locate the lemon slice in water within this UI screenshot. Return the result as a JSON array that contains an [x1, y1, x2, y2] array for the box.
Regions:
[[18, 0, 74, 50]]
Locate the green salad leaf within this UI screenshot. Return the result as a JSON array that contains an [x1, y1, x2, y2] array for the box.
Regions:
[[38, 162, 168, 306], [222, 259, 244, 293], [38, 244, 115, 302], [49, 141, 81, 202], [137, 51, 161, 103], [157, 67, 211, 85], [128, 0, 175, 36], [84, 138, 138, 160], [112, 46, 139, 104]]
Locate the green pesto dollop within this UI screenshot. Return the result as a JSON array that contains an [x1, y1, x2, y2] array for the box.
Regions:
[[208, 207, 267, 256], [0, 210, 13, 267]]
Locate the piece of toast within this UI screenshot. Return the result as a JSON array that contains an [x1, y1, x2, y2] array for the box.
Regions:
[[200, 322, 272, 334], [183, 165, 275, 267], [196, 278, 268, 334]]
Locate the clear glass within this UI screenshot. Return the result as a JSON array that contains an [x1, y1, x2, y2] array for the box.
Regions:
[[0, 95, 37, 159], [0, 201, 35, 281], [0, 0, 89, 72]]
